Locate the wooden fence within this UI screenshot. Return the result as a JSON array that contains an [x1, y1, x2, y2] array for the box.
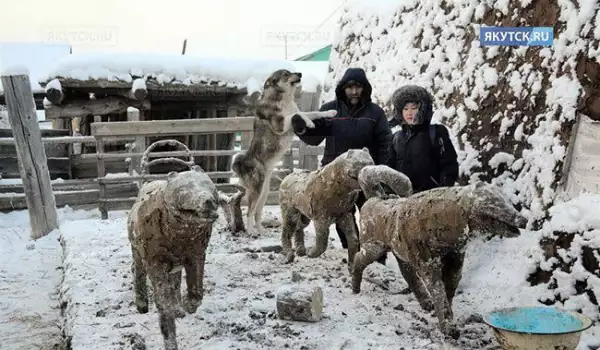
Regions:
[[0, 117, 324, 215]]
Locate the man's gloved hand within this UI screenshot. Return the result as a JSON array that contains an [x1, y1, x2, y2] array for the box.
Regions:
[[291, 114, 307, 135]]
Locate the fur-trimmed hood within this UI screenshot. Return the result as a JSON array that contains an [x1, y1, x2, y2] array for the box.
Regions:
[[391, 85, 434, 126]]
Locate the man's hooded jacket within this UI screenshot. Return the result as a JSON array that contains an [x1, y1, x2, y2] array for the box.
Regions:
[[292, 68, 392, 166]]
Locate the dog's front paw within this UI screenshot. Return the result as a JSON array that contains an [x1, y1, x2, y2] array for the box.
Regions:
[[325, 109, 337, 117]]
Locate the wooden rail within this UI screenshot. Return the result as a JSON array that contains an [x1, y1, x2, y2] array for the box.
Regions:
[[91, 117, 255, 137], [0, 116, 324, 215]]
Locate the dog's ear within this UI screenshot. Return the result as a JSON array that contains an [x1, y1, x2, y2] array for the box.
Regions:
[[191, 165, 204, 172], [361, 147, 369, 153], [167, 171, 178, 180]]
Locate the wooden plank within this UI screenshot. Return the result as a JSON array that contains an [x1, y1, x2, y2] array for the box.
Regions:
[[563, 116, 600, 196], [96, 169, 291, 184], [1, 73, 58, 238], [218, 106, 238, 182], [207, 107, 218, 172], [0, 178, 98, 194], [241, 130, 253, 150], [0, 142, 68, 157], [0, 190, 99, 211], [0, 128, 69, 138], [91, 117, 255, 137], [0, 135, 96, 145], [0, 184, 280, 212], [0, 157, 70, 179], [95, 136, 108, 219], [126, 108, 144, 174], [70, 156, 128, 178], [77, 148, 318, 160], [44, 96, 151, 119], [99, 190, 280, 213], [39, 77, 248, 94]]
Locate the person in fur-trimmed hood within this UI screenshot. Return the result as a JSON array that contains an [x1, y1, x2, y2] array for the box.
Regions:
[[388, 85, 459, 193]]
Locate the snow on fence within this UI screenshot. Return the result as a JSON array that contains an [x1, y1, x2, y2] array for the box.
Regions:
[[0, 116, 324, 216]]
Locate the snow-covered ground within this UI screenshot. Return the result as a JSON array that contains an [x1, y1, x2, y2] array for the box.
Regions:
[[0, 210, 64, 350], [1, 202, 598, 350]]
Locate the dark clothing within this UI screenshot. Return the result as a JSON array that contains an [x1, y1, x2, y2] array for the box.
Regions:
[[335, 191, 386, 264], [335, 191, 366, 248], [292, 68, 391, 264], [387, 123, 459, 193], [294, 68, 392, 166], [388, 85, 459, 193]]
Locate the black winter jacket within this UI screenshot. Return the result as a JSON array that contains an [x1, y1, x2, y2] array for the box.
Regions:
[[387, 123, 459, 193], [293, 68, 392, 166], [387, 85, 459, 193]]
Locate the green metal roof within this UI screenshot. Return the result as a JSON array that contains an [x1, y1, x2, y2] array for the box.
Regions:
[[294, 45, 331, 61]]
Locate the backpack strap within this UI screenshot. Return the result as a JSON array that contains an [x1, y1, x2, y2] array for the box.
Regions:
[[428, 124, 436, 146], [429, 124, 445, 156]]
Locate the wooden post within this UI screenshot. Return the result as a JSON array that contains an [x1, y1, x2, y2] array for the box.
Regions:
[[95, 136, 108, 220], [208, 107, 218, 172], [241, 131, 252, 150], [1, 73, 58, 239], [127, 108, 145, 174]]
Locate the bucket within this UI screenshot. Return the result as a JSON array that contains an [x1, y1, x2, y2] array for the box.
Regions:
[[483, 306, 593, 350]]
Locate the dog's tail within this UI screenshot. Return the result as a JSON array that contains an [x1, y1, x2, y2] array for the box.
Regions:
[[358, 165, 413, 199]]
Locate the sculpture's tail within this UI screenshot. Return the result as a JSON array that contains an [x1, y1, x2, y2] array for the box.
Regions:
[[358, 165, 413, 199]]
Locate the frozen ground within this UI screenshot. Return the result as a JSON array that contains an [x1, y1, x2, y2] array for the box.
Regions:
[[1, 204, 598, 350], [0, 210, 63, 350]]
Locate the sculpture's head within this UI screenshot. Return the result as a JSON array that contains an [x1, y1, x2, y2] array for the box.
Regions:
[[163, 166, 220, 224], [467, 181, 527, 238], [335, 147, 375, 185]]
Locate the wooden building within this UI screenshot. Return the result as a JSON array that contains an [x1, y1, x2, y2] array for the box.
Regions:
[[36, 53, 322, 180]]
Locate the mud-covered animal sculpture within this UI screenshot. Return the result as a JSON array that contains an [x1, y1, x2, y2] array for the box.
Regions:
[[351, 165, 527, 338], [230, 69, 337, 236], [278, 148, 374, 267], [127, 166, 220, 350]]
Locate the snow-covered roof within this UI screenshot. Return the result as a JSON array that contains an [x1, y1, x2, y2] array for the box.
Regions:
[[39, 52, 322, 95], [0, 42, 71, 93]]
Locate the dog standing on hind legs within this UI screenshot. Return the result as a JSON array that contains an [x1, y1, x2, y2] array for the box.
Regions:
[[231, 69, 337, 235]]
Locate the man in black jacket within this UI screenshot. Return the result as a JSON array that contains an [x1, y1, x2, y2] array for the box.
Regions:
[[290, 68, 392, 261]]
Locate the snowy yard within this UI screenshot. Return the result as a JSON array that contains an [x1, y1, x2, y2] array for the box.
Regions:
[[1, 204, 598, 350]]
